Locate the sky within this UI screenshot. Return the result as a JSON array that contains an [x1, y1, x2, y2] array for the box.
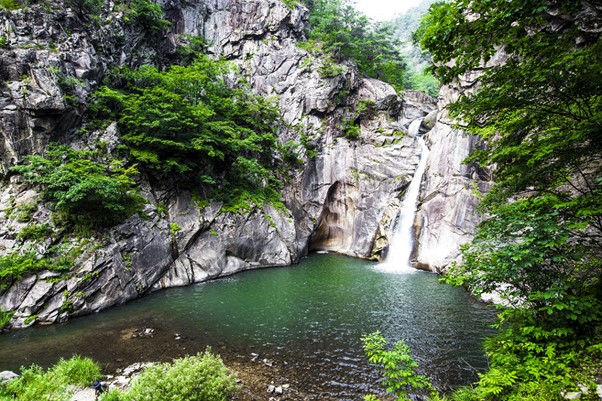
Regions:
[[353, 0, 422, 21]]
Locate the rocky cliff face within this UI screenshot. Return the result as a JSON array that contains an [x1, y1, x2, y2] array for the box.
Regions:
[[414, 83, 490, 272], [0, 0, 471, 329]]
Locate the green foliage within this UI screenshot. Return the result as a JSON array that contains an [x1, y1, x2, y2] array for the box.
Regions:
[[318, 58, 346, 78], [124, 0, 170, 34], [389, 0, 440, 96], [417, 0, 602, 399], [91, 55, 286, 212], [0, 252, 49, 290], [11, 144, 143, 230], [341, 120, 361, 141], [0, 0, 20, 10], [49, 355, 102, 386], [17, 223, 53, 242], [0, 35, 9, 48], [124, 350, 239, 401], [405, 71, 438, 97], [23, 314, 37, 325], [357, 99, 376, 117], [14, 203, 37, 222], [0, 240, 87, 289], [169, 222, 181, 236], [66, 0, 103, 17], [0, 356, 101, 401], [0, 309, 14, 329], [281, 0, 299, 10], [362, 331, 433, 401], [174, 35, 208, 65], [305, 0, 406, 90]]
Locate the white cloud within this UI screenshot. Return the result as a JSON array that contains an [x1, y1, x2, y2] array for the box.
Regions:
[[353, 0, 422, 21]]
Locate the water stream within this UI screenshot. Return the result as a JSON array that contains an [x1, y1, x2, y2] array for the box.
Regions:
[[0, 253, 495, 399], [381, 121, 430, 273]]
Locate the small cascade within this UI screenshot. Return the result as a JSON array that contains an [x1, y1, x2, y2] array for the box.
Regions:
[[377, 119, 430, 274]]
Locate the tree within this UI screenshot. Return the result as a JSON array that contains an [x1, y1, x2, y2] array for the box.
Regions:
[[92, 54, 286, 210], [305, 0, 406, 90], [416, 0, 602, 398]]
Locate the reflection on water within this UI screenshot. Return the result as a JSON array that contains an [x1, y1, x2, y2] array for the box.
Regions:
[[0, 253, 496, 399]]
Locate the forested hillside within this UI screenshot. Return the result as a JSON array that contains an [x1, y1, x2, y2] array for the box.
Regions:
[[415, 0, 602, 399], [391, 0, 438, 96]]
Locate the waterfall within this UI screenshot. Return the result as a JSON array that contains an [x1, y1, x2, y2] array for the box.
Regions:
[[378, 120, 430, 274]]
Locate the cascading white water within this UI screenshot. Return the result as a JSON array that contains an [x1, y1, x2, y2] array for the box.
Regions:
[[378, 119, 430, 273]]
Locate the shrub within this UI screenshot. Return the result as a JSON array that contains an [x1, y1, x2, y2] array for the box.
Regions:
[[66, 0, 103, 17], [0, 309, 14, 329], [124, 0, 170, 34], [0, 0, 19, 10], [15, 203, 37, 222], [0, 251, 49, 289], [0, 241, 87, 289], [342, 122, 361, 141], [49, 355, 102, 386], [306, 0, 406, 90], [169, 222, 181, 236], [362, 331, 433, 401], [17, 223, 54, 242], [125, 350, 239, 401], [0, 356, 102, 401], [318, 59, 346, 78], [11, 144, 144, 230], [281, 0, 299, 10], [99, 390, 128, 401]]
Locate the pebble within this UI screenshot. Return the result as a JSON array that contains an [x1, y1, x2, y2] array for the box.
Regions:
[[267, 383, 289, 395]]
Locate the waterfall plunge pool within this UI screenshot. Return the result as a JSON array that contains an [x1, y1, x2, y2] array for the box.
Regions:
[[0, 253, 496, 400]]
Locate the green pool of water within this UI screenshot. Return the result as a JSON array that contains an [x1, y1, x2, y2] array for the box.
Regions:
[[0, 253, 496, 399]]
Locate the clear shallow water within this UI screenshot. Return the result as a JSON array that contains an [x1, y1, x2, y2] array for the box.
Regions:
[[0, 253, 496, 399]]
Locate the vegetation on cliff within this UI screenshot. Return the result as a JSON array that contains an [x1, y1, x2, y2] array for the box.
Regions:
[[11, 145, 143, 229], [413, 0, 602, 399], [302, 0, 407, 90], [91, 54, 287, 211]]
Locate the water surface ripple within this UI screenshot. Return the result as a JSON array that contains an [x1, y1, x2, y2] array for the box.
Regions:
[[0, 253, 496, 399]]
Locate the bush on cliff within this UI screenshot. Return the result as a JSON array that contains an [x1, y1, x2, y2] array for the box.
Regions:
[[91, 54, 287, 211], [304, 0, 406, 90], [11, 144, 143, 231]]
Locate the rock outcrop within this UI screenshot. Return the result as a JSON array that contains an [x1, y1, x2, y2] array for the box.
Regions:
[[0, 0, 465, 329], [414, 82, 490, 272]]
